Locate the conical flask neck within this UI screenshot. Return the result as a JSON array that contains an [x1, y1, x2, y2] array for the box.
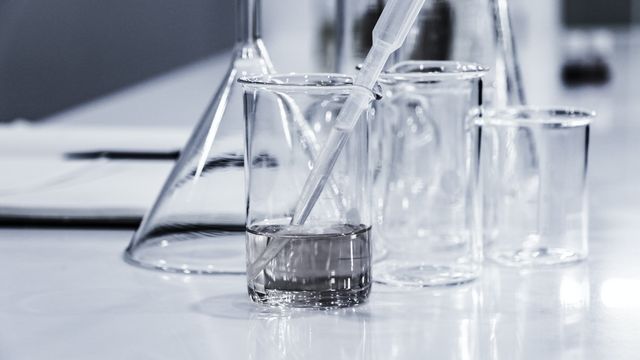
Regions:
[[236, 0, 262, 45], [233, 0, 273, 73], [233, 0, 274, 75], [232, 40, 268, 63]]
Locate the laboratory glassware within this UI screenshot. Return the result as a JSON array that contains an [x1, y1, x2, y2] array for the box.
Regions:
[[374, 61, 486, 287], [336, 0, 525, 107], [247, 0, 425, 279], [478, 107, 593, 267], [240, 73, 379, 308], [124, 0, 273, 274]]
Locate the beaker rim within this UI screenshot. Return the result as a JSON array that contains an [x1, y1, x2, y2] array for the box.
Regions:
[[476, 106, 595, 127], [238, 73, 382, 99], [380, 60, 488, 83]]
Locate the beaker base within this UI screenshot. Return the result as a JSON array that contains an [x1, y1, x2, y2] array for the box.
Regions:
[[487, 247, 586, 268], [374, 263, 479, 287], [247, 286, 371, 309]]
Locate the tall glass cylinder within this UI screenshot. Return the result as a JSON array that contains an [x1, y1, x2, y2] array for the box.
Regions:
[[240, 74, 378, 308], [373, 61, 485, 287]]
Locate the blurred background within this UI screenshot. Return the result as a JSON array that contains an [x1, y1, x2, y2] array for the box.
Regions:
[[0, 0, 236, 122], [0, 0, 637, 225], [0, 0, 637, 123]]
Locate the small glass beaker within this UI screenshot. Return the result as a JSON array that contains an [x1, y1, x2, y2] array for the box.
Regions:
[[239, 74, 378, 308], [478, 107, 593, 267], [373, 61, 486, 287]]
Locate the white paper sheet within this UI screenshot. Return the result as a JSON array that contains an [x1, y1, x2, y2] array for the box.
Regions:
[[0, 124, 190, 224]]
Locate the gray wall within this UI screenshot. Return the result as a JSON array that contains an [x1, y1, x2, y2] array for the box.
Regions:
[[0, 0, 235, 122]]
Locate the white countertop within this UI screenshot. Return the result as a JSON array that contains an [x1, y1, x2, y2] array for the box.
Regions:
[[0, 201, 638, 360], [2, 117, 639, 360], [3, 31, 640, 358]]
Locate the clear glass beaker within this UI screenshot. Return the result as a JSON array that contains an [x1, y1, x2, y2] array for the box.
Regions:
[[478, 107, 593, 267], [373, 61, 486, 287], [336, 0, 525, 107], [124, 0, 273, 274], [240, 74, 378, 308]]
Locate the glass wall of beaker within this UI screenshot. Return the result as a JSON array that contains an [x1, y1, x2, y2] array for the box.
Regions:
[[241, 74, 377, 308]]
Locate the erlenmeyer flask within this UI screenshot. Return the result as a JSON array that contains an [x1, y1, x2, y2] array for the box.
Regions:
[[336, 0, 525, 106], [124, 0, 273, 274]]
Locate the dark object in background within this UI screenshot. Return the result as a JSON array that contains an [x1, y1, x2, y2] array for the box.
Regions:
[[0, 0, 235, 122], [352, 0, 454, 61], [561, 0, 623, 88], [563, 0, 632, 26], [65, 150, 181, 161], [409, 0, 453, 61], [0, 215, 142, 229], [353, 0, 384, 59], [562, 56, 611, 87]]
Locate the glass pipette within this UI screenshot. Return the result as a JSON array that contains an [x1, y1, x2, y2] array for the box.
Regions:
[[248, 0, 427, 280]]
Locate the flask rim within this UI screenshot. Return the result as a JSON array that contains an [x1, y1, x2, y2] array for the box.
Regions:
[[238, 73, 382, 100], [380, 60, 488, 83], [475, 106, 595, 127]]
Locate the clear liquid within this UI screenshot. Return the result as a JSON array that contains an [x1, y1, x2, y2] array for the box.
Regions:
[[246, 223, 371, 308]]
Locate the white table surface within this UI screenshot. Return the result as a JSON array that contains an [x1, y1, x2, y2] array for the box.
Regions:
[[3, 101, 640, 360], [1, 175, 638, 360], [3, 30, 640, 359]]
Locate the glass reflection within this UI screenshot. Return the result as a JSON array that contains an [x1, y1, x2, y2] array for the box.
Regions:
[[247, 307, 371, 360], [481, 264, 590, 359], [246, 284, 482, 359], [368, 285, 481, 359]]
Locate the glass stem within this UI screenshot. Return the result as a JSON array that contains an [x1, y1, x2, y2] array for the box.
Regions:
[[237, 0, 262, 44]]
